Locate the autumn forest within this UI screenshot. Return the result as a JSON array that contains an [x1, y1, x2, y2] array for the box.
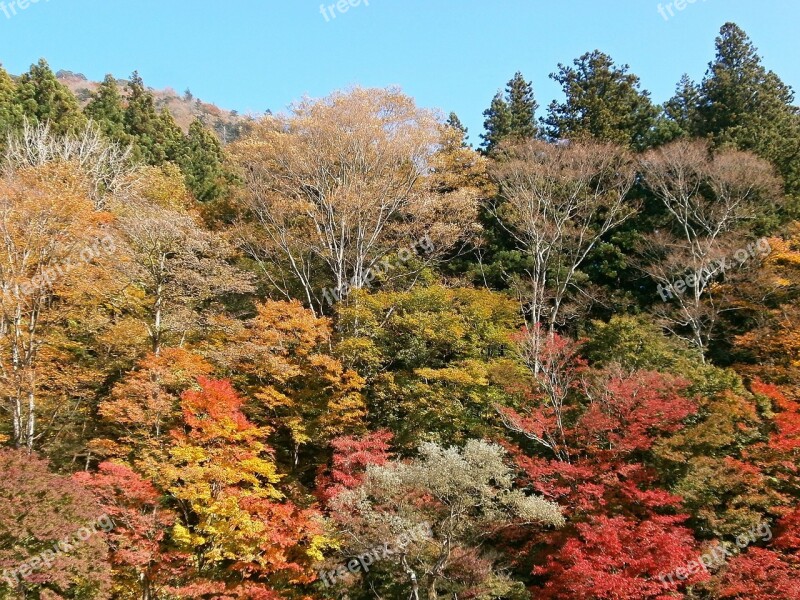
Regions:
[[0, 20, 799, 600]]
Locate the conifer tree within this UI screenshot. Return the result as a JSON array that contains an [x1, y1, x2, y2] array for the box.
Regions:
[[544, 51, 658, 150], [698, 23, 800, 199], [178, 119, 229, 202], [15, 59, 86, 135], [85, 74, 129, 144], [481, 72, 537, 153], [0, 65, 22, 141]]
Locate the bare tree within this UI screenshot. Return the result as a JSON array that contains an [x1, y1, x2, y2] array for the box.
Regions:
[[230, 87, 480, 315], [639, 139, 782, 355], [4, 119, 134, 208], [489, 139, 636, 369]]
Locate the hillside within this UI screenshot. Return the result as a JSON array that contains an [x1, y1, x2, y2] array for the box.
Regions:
[[55, 69, 254, 142]]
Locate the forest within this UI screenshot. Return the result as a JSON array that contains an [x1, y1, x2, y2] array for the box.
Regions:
[[0, 20, 799, 600]]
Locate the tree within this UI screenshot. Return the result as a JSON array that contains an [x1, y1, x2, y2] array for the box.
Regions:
[[315, 430, 393, 503], [4, 120, 133, 208], [0, 449, 112, 599], [639, 139, 782, 355], [178, 119, 229, 202], [481, 72, 538, 153], [85, 74, 130, 145], [329, 440, 564, 599], [489, 139, 636, 364], [0, 65, 22, 141], [535, 515, 702, 599], [661, 74, 703, 141], [162, 378, 327, 596], [698, 23, 800, 198], [215, 300, 366, 471], [544, 51, 658, 150], [335, 286, 521, 449], [230, 87, 478, 314], [94, 348, 213, 475], [73, 462, 179, 600], [0, 163, 110, 451], [123, 72, 185, 166], [14, 59, 86, 135], [109, 165, 253, 354]]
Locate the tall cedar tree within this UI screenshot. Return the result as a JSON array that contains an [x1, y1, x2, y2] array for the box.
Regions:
[[481, 71, 538, 153], [544, 50, 658, 150], [697, 22, 800, 200], [14, 59, 86, 135]]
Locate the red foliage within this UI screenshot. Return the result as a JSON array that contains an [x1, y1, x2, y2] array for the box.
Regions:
[[73, 462, 181, 598], [316, 430, 393, 503], [715, 547, 800, 599], [535, 515, 703, 600], [578, 370, 695, 455]]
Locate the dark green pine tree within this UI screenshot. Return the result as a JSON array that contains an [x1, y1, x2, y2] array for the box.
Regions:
[[481, 72, 537, 153], [543, 51, 658, 150], [649, 74, 703, 146], [15, 59, 86, 135], [178, 119, 230, 202], [664, 74, 703, 138], [124, 71, 187, 165], [85, 74, 130, 144], [481, 92, 511, 153], [506, 72, 538, 140], [698, 23, 800, 199], [0, 65, 23, 140]]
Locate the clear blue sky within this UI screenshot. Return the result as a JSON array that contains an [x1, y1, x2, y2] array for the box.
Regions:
[[0, 0, 797, 144]]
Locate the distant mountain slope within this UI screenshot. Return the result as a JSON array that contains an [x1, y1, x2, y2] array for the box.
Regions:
[[55, 70, 255, 143]]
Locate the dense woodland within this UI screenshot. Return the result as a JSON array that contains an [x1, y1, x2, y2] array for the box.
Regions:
[[0, 21, 799, 600]]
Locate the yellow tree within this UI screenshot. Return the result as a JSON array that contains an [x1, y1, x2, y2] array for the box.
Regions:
[[162, 378, 327, 595], [0, 162, 113, 450], [230, 87, 480, 314], [214, 300, 365, 471]]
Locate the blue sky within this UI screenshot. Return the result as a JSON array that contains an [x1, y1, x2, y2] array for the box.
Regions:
[[0, 0, 797, 144]]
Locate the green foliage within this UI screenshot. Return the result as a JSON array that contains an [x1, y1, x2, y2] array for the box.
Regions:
[[15, 59, 86, 135], [481, 71, 538, 153], [84, 74, 129, 143], [335, 286, 521, 448], [543, 50, 659, 150], [178, 119, 231, 202], [697, 23, 800, 200]]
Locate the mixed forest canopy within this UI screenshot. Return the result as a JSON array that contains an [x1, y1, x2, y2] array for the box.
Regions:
[[0, 21, 799, 600]]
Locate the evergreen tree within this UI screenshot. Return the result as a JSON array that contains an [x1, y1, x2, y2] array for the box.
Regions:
[[506, 71, 538, 140], [666, 75, 702, 137], [178, 119, 229, 202], [85, 74, 129, 144], [481, 92, 511, 153], [544, 50, 658, 150], [15, 59, 86, 135], [698, 23, 800, 199], [0, 65, 22, 140], [481, 72, 537, 153], [124, 72, 186, 165]]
